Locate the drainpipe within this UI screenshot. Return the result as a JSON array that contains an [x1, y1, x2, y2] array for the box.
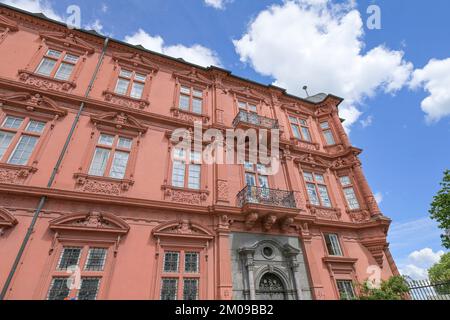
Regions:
[[0, 37, 110, 300]]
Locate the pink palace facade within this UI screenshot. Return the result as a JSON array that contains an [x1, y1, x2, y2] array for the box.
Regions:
[[0, 4, 399, 300]]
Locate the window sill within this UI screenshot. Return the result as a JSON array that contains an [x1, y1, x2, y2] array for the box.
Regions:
[[103, 90, 150, 110], [73, 172, 134, 195], [161, 184, 209, 205], [170, 107, 209, 124], [307, 204, 342, 221], [290, 137, 320, 151], [0, 162, 37, 184], [18, 69, 76, 91]]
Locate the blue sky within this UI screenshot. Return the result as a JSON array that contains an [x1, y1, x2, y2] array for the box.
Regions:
[[2, 0, 449, 279]]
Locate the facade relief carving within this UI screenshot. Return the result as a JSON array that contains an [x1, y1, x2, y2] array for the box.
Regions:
[[161, 185, 209, 205]]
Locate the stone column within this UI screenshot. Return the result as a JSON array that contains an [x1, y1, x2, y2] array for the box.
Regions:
[[352, 162, 381, 217], [331, 109, 351, 147], [216, 216, 233, 300], [287, 255, 304, 300]]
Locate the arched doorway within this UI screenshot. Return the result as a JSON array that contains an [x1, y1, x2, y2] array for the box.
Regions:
[[256, 273, 287, 300]]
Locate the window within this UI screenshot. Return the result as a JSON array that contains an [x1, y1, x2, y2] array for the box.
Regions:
[[244, 162, 269, 189], [35, 49, 79, 80], [336, 280, 356, 300], [178, 85, 203, 114], [171, 148, 201, 190], [320, 121, 336, 145], [303, 171, 332, 207], [88, 134, 132, 179], [289, 116, 311, 142], [160, 250, 200, 300], [238, 100, 257, 113], [47, 246, 108, 300], [324, 233, 343, 256], [85, 248, 107, 271], [339, 176, 360, 210], [0, 116, 46, 165], [57, 247, 82, 270], [114, 69, 147, 99]]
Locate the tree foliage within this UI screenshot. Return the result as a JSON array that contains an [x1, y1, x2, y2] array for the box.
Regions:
[[357, 276, 409, 300], [429, 169, 450, 249], [428, 252, 450, 295]]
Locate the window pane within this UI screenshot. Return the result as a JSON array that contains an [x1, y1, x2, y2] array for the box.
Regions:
[[258, 175, 269, 188], [118, 137, 132, 149], [303, 172, 313, 182], [134, 73, 147, 82], [2, 116, 24, 129], [317, 185, 331, 207], [325, 234, 343, 256], [109, 151, 129, 179], [88, 147, 110, 176], [245, 173, 256, 187], [299, 119, 307, 126], [85, 248, 107, 271], [291, 124, 301, 139], [320, 121, 330, 129], [192, 98, 202, 114], [58, 247, 82, 270], [244, 162, 254, 172], [130, 82, 144, 99], [183, 279, 199, 300], [288, 116, 297, 123], [163, 252, 179, 272], [190, 150, 202, 163], [179, 94, 190, 111], [306, 183, 320, 206], [0, 131, 14, 159], [77, 278, 100, 300], [63, 54, 79, 63], [339, 176, 351, 186], [46, 49, 61, 58], [8, 135, 38, 165], [344, 187, 360, 210], [193, 89, 203, 98], [173, 148, 186, 161], [337, 280, 355, 300], [238, 101, 247, 109], [98, 134, 114, 146], [314, 174, 325, 183], [248, 104, 257, 112], [185, 252, 199, 273], [172, 160, 185, 187], [180, 86, 190, 94], [36, 57, 56, 76], [324, 130, 335, 145], [26, 120, 46, 133], [115, 78, 130, 95], [161, 279, 178, 300], [119, 69, 132, 78], [188, 164, 201, 189], [47, 278, 70, 300], [301, 127, 311, 142], [257, 164, 268, 175], [54, 62, 74, 80]]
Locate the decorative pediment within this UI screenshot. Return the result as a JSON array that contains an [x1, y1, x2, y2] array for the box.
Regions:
[[295, 153, 330, 169], [226, 83, 270, 104], [173, 67, 212, 87], [0, 92, 67, 117], [0, 14, 19, 31], [49, 211, 129, 235], [281, 102, 314, 116], [314, 103, 335, 117], [90, 112, 148, 133], [39, 31, 95, 54], [152, 219, 214, 240], [0, 207, 18, 229], [112, 52, 159, 73]]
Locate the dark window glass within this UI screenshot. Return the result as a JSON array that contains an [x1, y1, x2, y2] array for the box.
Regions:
[[85, 248, 107, 271], [77, 278, 100, 300], [161, 278, 178, 300], [58, 247, 82, 270], [183, 279, 199, 300], [47, 278, 70, 300], [184, 252, 199, 273]]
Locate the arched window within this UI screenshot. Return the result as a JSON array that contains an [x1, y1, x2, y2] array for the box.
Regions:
[[256, 273, 287, 300]]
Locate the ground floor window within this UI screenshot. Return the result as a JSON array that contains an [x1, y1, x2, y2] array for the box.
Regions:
[[336, 280, 356, 300]]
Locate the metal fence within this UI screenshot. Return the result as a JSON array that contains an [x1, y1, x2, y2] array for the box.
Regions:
[[406, 278, 450, 300]]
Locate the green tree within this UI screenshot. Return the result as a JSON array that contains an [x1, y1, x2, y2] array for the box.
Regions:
[[429, 169, 450, 249], [428, 252, 450, 295], [357, 276, 409, 300]]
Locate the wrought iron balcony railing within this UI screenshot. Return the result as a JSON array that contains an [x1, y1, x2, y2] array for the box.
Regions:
[[232, 110, 279, 129], [237, 185, 297, 209]]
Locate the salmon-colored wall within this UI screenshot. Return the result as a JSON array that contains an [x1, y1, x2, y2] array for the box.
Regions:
[[0, 5, 398, 300]]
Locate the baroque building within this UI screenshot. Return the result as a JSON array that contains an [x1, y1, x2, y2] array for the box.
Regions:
[[0, 4, 399, 300]]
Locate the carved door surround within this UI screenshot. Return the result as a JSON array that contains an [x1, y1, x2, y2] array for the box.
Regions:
[[239, 239, 305, 300]]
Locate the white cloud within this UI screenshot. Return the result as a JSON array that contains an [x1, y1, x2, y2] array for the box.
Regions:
[[101, 3, 108, 13], [410, 58, 450, 123], [84, 19, 104, 34], [124, 29, 221, 68], [399, 248, 445, 280], [1, 0, 62, 21], [360, 115, 373, 128], [204, 0, 227, 10], [374, 191, 383, 204], [233, 0, 413, 131]]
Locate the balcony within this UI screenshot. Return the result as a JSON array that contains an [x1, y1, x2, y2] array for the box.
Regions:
[[232, 110, 279, 130], [237, 185, 297, 209]]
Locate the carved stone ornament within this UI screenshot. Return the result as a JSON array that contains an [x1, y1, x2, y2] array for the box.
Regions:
[[0, 207, 18, 235], [0, 92, 67, 117], [90, 112, 148, 133], [17, 70, 76, 92], [103, 91, 150, 110], [152, 219, 214, 241], [49, 211, 130, 234], [39, 30, 96, 54], [74, 173, 134, 195], [0, 164, 37, 184], [161, 185, 209, 205], [244, 212, 259, 230], [307, 204, 341, 221], [348, 210, 371, 223], [170, 107, 209, 124]]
